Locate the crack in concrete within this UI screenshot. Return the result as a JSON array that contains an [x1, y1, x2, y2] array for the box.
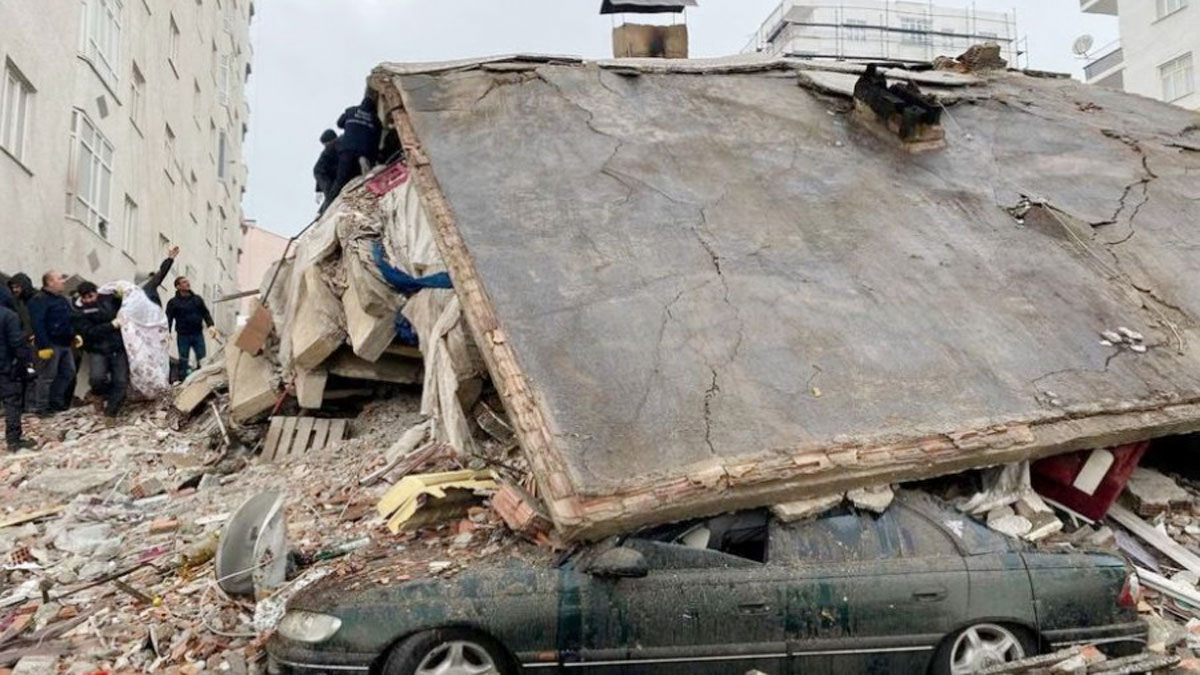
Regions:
[[702, 368, 720, 455]]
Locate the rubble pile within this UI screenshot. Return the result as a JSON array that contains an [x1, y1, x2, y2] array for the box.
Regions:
[[0, 391, 532, 673]]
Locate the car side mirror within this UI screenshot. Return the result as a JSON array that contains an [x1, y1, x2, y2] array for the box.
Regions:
[[588, 546, 648, 579]]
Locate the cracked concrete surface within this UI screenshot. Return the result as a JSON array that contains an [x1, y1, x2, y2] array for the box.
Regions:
[[386, 60, 1200, 532]]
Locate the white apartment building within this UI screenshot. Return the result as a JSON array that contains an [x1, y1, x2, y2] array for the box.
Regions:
[[1081, 0, 1197, 110], [0, 0, 254, 331], [744, 0, 1018, 66]]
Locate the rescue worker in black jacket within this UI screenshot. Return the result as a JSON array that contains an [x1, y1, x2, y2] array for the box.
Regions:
[[325, 95, 383, 210], [0, 286, 33, 451], [314, 129, 339, 212], [28, 271, 77, 416], [73, 282, 129, 423], [6, 273, 34, 341], [166, 276, 217, 379]]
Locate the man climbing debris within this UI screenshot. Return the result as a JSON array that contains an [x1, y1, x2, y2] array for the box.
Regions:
[[323, 94, 383, 211], [314, 128, 339, 211]]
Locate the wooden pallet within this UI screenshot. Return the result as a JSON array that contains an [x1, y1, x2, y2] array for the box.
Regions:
[[262, 417, 350, 462]]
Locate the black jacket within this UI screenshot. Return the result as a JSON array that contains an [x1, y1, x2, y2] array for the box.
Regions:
[[0, 287, 30, 376], [28, 290, 74, 349], [337, 97, 382, 157], [314, 141, 338, 193], [73, 296, 124, 355], [143, 257, 175, 307], [166, 292, 214, 336], [8, 273, 33, 339]]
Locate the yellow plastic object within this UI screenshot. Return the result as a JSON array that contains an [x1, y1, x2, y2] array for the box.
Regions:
[[376, 470, 498, 534], [37, 349, 53, 360]]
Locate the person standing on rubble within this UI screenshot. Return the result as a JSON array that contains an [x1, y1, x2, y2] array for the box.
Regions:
[[314, 129, 339, 212], [7, 274, 35, 342], [72, 282, 129, 424], [325, 94, 383, 210], [0, 285, 34, 451], [166, 276, 217, 379], [138, 245, 181, 308], [28, 271, 77, 417]]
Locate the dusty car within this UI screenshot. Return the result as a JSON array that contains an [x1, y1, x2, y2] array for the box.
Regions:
[[267, 492, 1145, 675]]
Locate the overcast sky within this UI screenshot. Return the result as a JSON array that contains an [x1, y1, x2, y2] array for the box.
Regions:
[[243, 1, 1118, 240]]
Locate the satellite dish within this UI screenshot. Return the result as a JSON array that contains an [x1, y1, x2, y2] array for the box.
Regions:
[[1072, 34, 1095, 56]]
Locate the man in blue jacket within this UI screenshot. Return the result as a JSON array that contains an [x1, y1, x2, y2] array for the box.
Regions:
[[27, 271, 77, 417], [0, 286, 33, 451], [166, 276, 217, 379], [324, 95, 383, 210]]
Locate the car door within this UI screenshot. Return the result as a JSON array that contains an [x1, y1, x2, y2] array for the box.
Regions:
[[577, 536, 790, 675], [774, 505, 969, 674]]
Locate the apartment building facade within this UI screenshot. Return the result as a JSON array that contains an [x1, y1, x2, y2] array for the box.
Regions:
[[0, 0, 254, 331], [744, 0, 1018, 66], [1081, 0, 1197, 110]]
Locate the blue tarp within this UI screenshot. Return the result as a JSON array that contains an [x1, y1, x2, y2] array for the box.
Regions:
[[374, 242, 453, 347]]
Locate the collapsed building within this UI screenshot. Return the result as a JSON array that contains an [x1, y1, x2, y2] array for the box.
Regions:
[[186, 51, 1200, 542]]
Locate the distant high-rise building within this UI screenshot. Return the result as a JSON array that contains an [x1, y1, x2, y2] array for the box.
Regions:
[[0, 0, 254, 330], [744, 0, 1018, 66], [1080, 0, 1196, 110]]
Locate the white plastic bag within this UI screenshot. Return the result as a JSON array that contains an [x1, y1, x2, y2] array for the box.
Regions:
[[99, 281, 170, 398]]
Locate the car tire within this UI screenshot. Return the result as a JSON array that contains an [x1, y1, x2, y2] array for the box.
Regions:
[[929, 622, 1037, 675], [380, 628, 518, 675]]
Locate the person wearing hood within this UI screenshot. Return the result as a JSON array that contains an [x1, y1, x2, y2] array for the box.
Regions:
[[0, 286, 33, 451], [314, 129, 339, 212], [28, 271, 77, 416], [165, 276, 217, 379], [326, 95, 383, 209], [7, 273, 35, 341], [73, 282, 129, 423], [137, 245, 181, 307]]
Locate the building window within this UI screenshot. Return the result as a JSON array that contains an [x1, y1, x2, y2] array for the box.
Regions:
[[122, 196, 138, 255], [844, 18, 868, 43], [1, 61, 34, 164], [218, 54, 231, 104], [68, 110, 114, 235], [168, 14, 181, 74], [128, 63, 145, 130], [79, 0, 123, 87], [1160, 53, 1195, 102], [1157, 0, 1188, 19], [164, 123, 177, 182], [217, 129, 228, 179], [900, 17, 932, 45]]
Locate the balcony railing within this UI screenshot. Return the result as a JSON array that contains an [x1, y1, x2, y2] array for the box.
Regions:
[[1084, 44, 1123, 81]]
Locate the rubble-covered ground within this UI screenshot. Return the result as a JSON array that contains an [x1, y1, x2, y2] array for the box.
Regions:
[[0, 391, 535, 674]]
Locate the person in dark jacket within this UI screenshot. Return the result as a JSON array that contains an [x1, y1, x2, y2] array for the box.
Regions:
[[137, 246, 181, 307], [0, 286, 33, 451], [326, 95, 383, 208], [27, 271, 77, 416], [72, 282, 129, 422], [314, 129, 339, 211], [7, 273, 35, 341], [166, 276, 216, 378]]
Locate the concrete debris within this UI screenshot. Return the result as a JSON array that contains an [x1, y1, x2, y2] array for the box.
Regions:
[[771, 493, 844, 523], [935, 42, 1008, 73], [1124, 468, 1191, 517], [847, 485, 894, 513]]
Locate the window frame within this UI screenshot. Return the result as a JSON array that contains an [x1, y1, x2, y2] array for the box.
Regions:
[[1, 60, 35, 166], [1160, 53, 1195, 102], [122, 195, 138, 257], [67, 109, 115, 237], [79, 0, 124, 89], [1157, 0, 1188, 20]]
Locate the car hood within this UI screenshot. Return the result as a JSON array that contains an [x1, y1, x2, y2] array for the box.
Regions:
[[289, 555, 552, 614]]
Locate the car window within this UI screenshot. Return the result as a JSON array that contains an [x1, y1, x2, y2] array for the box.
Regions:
[[890, 507, 959, 557], [899, 493, 1013, 555], [625, 538, 761, 570], [769, 507, 881, 563]]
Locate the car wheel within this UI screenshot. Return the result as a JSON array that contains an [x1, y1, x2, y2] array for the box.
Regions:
[[381, 628, 517, 675], [930, 623, 1036, 675]]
